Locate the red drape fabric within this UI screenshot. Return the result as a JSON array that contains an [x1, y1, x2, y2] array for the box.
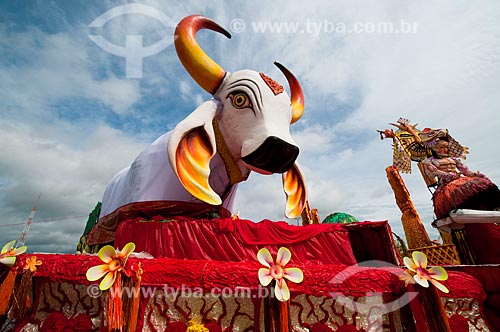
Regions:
[[39, 312, 93, 332], [87, 201, 231, 245], [114, 218, 357, 265], [344, 221, 400, 265], [24, 254, 485, 301], [16, 253, 491, 332], [449, 314, 470, 332], [464, 223, 500, 264], [446, 265, 500, 331]]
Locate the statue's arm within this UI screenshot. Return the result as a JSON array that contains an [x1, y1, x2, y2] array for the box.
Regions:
[[456, 159, 485, 178]]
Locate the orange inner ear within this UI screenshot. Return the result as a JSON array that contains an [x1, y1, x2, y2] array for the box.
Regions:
[[283, 165, 306, 218], [176, 129, 222, 205]]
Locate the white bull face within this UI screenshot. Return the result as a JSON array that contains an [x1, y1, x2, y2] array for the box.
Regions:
[[168, 15, 307, 218], [215, 70, 299, 175]]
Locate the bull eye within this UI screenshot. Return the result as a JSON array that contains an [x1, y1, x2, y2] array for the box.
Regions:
[[228, 92, 252, 109]]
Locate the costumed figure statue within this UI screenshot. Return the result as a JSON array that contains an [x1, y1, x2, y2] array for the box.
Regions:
[[380, 118, 500, 264], [86, 15, 307, 247], [420, 129, 500, 219]]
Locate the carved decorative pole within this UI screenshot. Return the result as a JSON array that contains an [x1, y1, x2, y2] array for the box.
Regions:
[[386, 166, 432, 249]]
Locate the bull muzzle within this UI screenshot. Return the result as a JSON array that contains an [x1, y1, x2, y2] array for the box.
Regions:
[[242, 136, 299, 174]]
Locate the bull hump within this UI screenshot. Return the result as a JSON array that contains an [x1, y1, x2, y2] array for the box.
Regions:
[[259, 73, 284, 95]]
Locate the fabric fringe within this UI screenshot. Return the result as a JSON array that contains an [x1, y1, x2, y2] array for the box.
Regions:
[[279, 300, 289, 332], [10, 270, 33, 320], [125, 263, 143, 332], [433, 176, 497, 219], [0, 269, 17, 315], [108, 273, 123, 331], [263, 287, 290, 332], [421, 286, 450, 332], [410, 284, 450, 332]]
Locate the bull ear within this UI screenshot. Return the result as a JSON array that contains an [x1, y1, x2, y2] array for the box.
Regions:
[[282, 163, 307, 218], [167, 100, 222, 205]]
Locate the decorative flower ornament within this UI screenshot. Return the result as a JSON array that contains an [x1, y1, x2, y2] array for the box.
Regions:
[[0, 240, 27, 267], [186, 317, 209, 332], [24, 256, 42, 273], [257, 247, 303, 301], [86, 242, 135, 290], [403, 251, 449, 293], [399, 270, 416, 287]]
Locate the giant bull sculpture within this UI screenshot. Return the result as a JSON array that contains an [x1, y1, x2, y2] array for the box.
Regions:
[[88, 15, 307, 245]]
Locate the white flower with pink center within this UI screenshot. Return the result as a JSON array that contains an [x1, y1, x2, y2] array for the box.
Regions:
[[403, 251, 449, 293], [257, 247, 303, 301]]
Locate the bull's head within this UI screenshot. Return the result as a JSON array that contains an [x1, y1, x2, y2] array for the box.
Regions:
[[167, 15, 306, 218]]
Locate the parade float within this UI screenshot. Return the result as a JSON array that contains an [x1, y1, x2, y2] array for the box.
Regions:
[[1, 15, 500, 332]]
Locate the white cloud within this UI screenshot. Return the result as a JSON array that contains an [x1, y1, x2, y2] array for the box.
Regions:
[[95, 78, 141, 114], [0, 121, 147, 252], [293, 125, 335, 153], [0, 26, 140, 115]]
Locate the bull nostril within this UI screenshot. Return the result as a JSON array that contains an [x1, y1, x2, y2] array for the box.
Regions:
[[242, 136, 299, 173]]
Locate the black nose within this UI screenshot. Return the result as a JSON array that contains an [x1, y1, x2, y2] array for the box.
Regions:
[[242, 136, 299, 173]]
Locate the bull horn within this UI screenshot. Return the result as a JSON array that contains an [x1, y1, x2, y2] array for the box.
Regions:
[[174, 15, 231, 94], [274, 62, 304, 124]]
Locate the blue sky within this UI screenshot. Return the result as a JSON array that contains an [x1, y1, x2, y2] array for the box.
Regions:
[[1, 0, 500, 253]]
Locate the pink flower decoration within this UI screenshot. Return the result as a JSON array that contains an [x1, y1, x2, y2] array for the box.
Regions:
[[257, 247, 303, 301], [403, 251, 449, 293], [86, 242, 135, 290], [0, 240, 27, 267]]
